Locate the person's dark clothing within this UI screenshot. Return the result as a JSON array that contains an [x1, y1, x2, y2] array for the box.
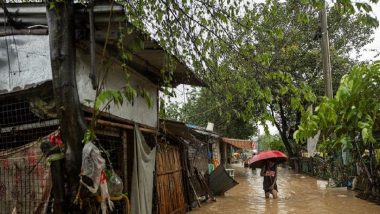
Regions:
[[262, 164, 278, 193]]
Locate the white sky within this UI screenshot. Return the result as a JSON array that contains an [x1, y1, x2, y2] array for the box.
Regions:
[[359, 3, 380, 61]]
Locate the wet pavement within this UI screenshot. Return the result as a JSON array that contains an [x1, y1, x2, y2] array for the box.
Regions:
[[190, 164, 380, 214]]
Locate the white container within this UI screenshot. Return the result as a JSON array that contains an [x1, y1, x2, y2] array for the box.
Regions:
[[206, 122, 214, 131]]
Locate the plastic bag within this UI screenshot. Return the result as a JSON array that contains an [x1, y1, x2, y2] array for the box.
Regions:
[[80, 142, 114, 213], [80, 142, 105, 193]]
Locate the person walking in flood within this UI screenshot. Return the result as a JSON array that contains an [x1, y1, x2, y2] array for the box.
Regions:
[[260, 159, 278, 199]]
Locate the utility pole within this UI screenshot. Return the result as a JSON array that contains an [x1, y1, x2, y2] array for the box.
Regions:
[[320, 1, 333, 98]]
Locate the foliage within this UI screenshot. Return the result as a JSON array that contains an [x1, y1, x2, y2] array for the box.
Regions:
[[161, 88, 257, 139], [83, 80, 154, 144], [257, 134, 286, 153], [118, 0, 378, 76], [82, 18, 155, 143], [159, 0, 375, 156], [295, 62, 380, 152], [83, 129, 97, 144], [45, 0, 379, 147]]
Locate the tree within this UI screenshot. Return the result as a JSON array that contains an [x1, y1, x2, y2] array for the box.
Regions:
[[228, 1, 375, 157], [162, 88, 257, 139], [46, 0, 86, 212], [258, 134, 286, 152], [295, 62, 380, 195], [160, 0, 375, 158]]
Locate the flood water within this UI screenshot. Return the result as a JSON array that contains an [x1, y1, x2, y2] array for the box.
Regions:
[[190, 164, 380, 214]]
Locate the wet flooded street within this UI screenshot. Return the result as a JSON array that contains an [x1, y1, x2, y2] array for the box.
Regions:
[[191, 164, 380, 214]]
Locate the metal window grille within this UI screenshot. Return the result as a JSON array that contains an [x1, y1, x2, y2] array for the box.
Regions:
[[96, 130, 127, 214], [0, 87, 58, 214]]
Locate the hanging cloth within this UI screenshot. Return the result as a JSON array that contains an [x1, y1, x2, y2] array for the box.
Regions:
[[131, 124, 156, 214], [307, 131, 320, 157]]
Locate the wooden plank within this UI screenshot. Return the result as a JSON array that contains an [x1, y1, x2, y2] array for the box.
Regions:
[[85, 117, 156, 133], [0, 28, 48, 36], [157, 168, 182, 176], [0, 119, 59, 133], [156, 143, 187, 213]]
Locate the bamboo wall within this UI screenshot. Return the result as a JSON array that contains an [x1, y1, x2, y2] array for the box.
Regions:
[[156, 144, 186, 214]]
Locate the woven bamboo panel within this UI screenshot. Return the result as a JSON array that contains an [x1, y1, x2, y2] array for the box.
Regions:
[[156, 144, 186, 214]]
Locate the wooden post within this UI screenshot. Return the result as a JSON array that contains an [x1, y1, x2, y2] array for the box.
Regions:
[[320, 0, 333, 98], [88, 0, 98, 89], [50, 159, 65, 214], [122, 130, 128, 192], [223, 142, 227, 167]]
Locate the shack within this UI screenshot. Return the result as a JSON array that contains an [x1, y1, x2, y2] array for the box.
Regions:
[[186, 124, 221, 174], [159, 120, 220, 212], [0, 1, 201, 213], [221, 137, 256, 166]]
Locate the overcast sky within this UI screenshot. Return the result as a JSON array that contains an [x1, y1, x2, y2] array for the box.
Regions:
[[360, 3, 380, 61]]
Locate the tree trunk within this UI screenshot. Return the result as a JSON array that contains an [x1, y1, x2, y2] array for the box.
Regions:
[[270, 102, 295, 157], [46, 1, 87, 211]]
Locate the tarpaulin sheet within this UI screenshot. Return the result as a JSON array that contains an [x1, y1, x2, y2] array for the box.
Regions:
[[222, 138, 255, 150], [0, 139, 51, 214], [131, 124, 156, 214]]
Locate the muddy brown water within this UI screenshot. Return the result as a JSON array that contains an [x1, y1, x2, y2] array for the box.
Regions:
[[190, 164, 380, 214]]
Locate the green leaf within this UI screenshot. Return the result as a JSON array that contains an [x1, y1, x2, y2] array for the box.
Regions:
[[279, 86, 288, 95], [83, 129, 96, 144], [362, 127, 369, 143]]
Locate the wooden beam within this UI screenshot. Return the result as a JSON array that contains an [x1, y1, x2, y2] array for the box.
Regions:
[[85, 117, 156, 134], [0, 119, 59, 133], [0, 28, 48, 36], [224, 142, 227, 167], [81, 104, 157, 131], [156, 168, 182, 176]]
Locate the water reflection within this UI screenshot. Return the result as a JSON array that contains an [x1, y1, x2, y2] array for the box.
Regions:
[[190, 165, 380, 214]]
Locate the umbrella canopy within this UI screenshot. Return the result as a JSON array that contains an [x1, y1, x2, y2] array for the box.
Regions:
[[248, 150, 288, 168]]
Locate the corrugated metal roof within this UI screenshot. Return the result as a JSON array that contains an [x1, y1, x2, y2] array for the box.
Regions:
[[160, 119, 205, 145], [222, 137, 255, 150], [160, 119, 193, 140], [186, 124, 220, 138], [0, 35, 51, 93]]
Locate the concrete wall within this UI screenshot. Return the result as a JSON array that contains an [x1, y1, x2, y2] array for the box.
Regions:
[[0, 35, 51, 93], [76, 49, 158, 128]]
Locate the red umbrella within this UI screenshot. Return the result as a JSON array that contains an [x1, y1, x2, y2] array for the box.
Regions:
[[248, 150, 288, 168]]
